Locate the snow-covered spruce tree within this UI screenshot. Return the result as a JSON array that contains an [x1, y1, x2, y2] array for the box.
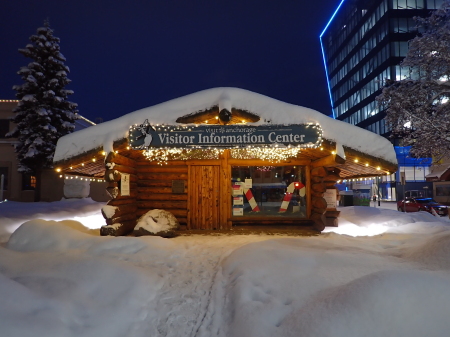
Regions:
[[376, 1, 450, 162], [7, 20, 78, 201]]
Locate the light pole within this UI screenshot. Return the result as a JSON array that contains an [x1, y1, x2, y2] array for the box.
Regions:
[[377, 176, 381, 206]]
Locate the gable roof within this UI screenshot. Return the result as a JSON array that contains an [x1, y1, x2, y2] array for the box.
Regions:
[[53, 87, 397, 177]]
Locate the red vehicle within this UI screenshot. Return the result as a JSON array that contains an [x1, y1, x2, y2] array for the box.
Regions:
[[397, 197, 448, 216]]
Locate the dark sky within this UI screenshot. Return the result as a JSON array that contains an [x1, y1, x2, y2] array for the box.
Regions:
[[0, 0, 338, 123]]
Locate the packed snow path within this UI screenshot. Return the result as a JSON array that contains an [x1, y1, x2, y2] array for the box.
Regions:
[[152, 235, 268, 337]]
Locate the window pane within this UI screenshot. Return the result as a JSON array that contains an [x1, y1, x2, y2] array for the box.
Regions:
[[231, 165, 307, 218], [0, 119, 9, 138]]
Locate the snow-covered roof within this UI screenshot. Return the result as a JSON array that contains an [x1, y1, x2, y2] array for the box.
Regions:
[[425, 165, 450, 180], [54, 87, 397, 166]]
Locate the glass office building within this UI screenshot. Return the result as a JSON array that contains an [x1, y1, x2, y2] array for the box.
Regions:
[[320, 0, 443, 200]]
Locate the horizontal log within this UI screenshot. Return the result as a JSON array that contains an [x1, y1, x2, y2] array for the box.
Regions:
[[105, 151, 116, 164], [136, 200, 187, 209], [136, 205, 187, 217], [323, 174, 341, 182], [312, 207, 327, 215], [104, 169, 121, 182], [137, 172, 188, 180], [312, 196, 327, 209], [114, 164, 136, 175], [136, 166, 188, 173], [137, 187, 187, 194], [324, 182, 337, 189], [311, 154, 345, 168], [311, 183, 326, 193], [106, 213, 137, 226], [102, 204, 138, 219], [138, 180, 173, 187], [310, 213, 325, 232], [107, 198, 136, 206], [112, 153, 136, 167], [100, 220, 136, 237], [137, 193, 188, 201], [311, 166, 327, 177], [106, 186, 119, 199]]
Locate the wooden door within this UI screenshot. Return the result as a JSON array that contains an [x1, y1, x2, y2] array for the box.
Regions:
[[189, 165, 220, 229]]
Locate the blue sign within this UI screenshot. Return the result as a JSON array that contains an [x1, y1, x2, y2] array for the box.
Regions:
[[129, 120, 322, 150]]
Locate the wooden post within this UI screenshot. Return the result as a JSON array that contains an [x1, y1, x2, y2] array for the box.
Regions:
[[219, 150, 231, 229], [310, 166, 327, 232], [100, 151, 137, 236]]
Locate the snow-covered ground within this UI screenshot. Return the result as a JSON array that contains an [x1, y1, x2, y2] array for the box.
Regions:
[[1, 198, 450, 337]]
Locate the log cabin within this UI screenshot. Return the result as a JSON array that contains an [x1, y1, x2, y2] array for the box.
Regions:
[[53, 88, 397, 235]]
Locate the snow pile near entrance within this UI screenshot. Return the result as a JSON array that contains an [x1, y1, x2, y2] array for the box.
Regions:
[[1, 199, 450, 337], [134, 209, 180, 237], [54, 88, 396, 165]]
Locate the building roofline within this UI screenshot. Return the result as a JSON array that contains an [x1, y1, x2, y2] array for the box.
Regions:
[[320, 0, 346, 38]]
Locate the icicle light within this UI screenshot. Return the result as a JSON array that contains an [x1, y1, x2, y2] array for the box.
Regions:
[[230, 147, 301, 162], [143, 148, 224, 165]]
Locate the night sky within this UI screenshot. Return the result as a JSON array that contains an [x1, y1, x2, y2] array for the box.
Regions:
[[1, 0, 338, 123]]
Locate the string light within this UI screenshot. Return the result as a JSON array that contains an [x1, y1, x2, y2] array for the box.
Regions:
[[230, 147, 301, 162], [61, 174, 104, 182], [256, 166, 275, 172], [143, 148, 224, 165]]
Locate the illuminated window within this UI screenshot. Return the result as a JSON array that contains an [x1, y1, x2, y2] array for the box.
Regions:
[[231, 165, 307, 218], [22, 174, 36, 190]]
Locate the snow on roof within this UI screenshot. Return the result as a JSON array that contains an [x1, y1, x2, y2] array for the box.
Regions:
[[425, 165, 450, 179], [54, 87, 397, 165]]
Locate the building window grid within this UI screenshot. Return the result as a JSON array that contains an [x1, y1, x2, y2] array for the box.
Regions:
[[330, 24, 389, 91], [325, 1, 388, 74]]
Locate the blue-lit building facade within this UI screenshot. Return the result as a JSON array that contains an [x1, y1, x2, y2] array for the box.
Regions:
[[320, 0, 443, 201]]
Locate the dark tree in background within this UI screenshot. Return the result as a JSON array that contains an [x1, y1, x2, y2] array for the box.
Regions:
[[7, 20, 78, 201], [377, 1, 450, 162]]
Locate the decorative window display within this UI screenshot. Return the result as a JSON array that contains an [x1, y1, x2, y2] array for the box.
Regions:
[[231, 165, 307, 217]]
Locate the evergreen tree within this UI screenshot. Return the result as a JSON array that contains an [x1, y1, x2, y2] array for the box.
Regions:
[[7, 20, 78, 201], [376, 1, 450, 162]]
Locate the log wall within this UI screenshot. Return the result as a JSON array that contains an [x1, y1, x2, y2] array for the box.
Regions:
[[309, 166, 340, 231], [135, 161, 188, 225], [100, 152, 138, 236]]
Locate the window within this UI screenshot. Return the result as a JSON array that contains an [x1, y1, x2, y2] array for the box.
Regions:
[[436, 184, 450, 196], [0, 119, 9, 138], [22, 174, 36, 190], [0, 167, 8, 190], [231, 165, 307, 218]]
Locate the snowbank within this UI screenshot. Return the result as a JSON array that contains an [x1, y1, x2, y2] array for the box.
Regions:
[[1, 200, 450, 337]]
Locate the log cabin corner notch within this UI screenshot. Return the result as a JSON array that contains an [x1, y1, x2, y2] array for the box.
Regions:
[[53, 88, 398, 236]]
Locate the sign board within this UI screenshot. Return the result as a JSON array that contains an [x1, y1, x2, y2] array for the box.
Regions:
[[233, 206, 244, 216], [244, 179, 252, 189], [120, 173, 130, 196], [323, 189, 337, 209], [129, 121, 322, 150], [232, 183, 243, 196], [233, 196, 244, 205], [172, 180, 185, 194]]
